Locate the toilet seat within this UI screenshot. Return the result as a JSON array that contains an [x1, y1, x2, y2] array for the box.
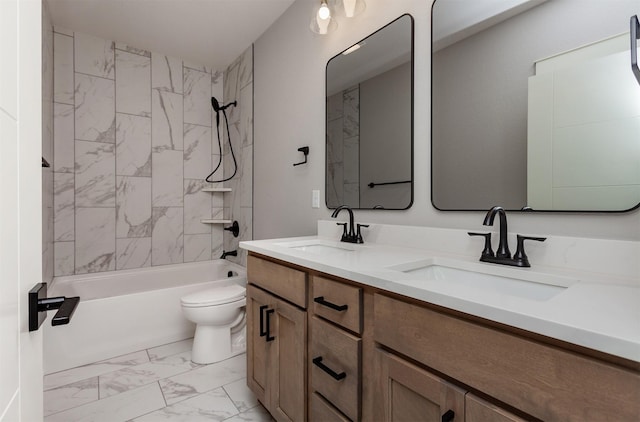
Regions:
[[181, 284, 246, 307]]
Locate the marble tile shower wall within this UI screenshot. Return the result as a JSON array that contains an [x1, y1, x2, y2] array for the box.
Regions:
[[326, 86, 360, 208], [52, 28, 226, 276], [222, 46, 253, 267]]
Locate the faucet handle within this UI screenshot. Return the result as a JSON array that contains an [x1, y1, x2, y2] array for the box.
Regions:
[[468, 232, 494, 258], [513, 235, 546, 267], [336, 222, 348, 241], [356, 224, 369, 244]]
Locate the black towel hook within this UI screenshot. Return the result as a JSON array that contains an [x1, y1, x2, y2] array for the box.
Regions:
[[293, 146, 309, 166]]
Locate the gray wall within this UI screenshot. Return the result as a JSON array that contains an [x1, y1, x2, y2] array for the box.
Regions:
[[360, 61, 411, 209], [432, 0, 640, 210], [253, 0, 639, 241]]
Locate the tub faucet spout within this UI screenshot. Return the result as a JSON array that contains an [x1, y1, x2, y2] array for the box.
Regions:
[[221, 250, 238, 259]]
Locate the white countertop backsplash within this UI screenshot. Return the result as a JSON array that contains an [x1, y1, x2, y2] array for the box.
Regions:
[[240, 220, 640, 363]]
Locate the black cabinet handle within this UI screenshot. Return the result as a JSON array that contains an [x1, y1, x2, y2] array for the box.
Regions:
[[265, 309, 275, 342], [259, 305, 268, 337], [313, 296, 348, 312], [312, 356, 346, 380], [632, 15, 640, 85], [442, 409, 455, 422]]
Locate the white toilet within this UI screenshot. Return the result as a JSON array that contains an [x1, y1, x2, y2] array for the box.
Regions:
[[181, 284, 247, 364]]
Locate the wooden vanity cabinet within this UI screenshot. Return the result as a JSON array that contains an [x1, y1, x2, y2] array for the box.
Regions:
[[246, 252, 640, 422], [246, 256, 307, 422], [373, 293, 640, 421]]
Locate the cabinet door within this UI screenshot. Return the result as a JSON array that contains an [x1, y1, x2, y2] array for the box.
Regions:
[[466, 394, 526, 422], [270, 296, 307, 422], [376, 348, 465, 422], [247, 285, 272, 406]]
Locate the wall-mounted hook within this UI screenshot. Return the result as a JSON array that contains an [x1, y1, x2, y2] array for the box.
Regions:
[[293, 146, 310, 166]]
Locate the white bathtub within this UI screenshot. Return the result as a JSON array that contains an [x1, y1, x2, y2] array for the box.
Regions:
[[43, 260, 246, 374]]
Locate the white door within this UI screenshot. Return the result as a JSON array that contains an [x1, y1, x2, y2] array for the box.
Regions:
[[0, 0, 44, 421]]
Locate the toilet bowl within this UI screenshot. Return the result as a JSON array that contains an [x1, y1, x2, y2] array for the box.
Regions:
[[181, 284, 246, 364]]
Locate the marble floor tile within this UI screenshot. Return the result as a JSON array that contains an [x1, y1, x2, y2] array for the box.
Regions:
[[44, 350, 149, 391], [44, 377, 99, 417], [44, 382, 165, 422], [99, 351, 199, 398], [223, 405, 273, 422], [133, 387, 238, 422], [147, 339, 193, 361], [222, 378, 258, 413], [158, 354, 245, 405]]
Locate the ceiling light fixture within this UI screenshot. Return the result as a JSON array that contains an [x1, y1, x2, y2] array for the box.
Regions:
[[310, 0, 337, 35]]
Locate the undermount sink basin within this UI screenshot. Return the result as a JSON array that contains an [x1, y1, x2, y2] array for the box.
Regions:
[[275, 239, 355, 255], [387, 258, 577, 302]]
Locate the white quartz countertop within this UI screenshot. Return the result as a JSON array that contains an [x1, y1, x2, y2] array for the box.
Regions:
[[240, 234, 640, 363]]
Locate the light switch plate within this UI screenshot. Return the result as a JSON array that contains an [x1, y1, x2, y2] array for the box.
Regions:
[[312, 190, 320, 208]]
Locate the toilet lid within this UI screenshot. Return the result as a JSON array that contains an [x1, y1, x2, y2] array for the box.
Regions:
[[181, 284, 246, 307]]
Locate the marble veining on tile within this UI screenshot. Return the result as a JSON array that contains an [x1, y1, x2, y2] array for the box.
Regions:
[[184, 179, 213, 235], [116, 113, 151, 177], [54, 172, 74, 241], [115, 42, 151, 58], [116, 237, 152, 270], [44, 377, 99, 417], [115, 50, 151, 117], [222, 378, 258, 413], [152, 89, 184, 151], [184, 68, 212, 127], [151, 207, 184, 265], [74, 32, 115, 79], [99, 350, 198, 398], [75, 208, 116, 274], [44, 349, 150, 391], [116, 176, 152, 238], [152, 54, 183, 94], [184, 234, 212, 263], [45, 382, 164, 422], [184, 123, 212, 179], [136, 387, 240, 422], [75, 140, 116, 207], [75, 73, 115, 143], [53, 102, 75, 173]]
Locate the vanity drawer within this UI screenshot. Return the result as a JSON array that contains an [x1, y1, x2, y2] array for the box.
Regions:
[[310, 316, 361, 421], [312, 276, 362, 334], [373, 293, 640, 421], [247, 255, 307, 308], [310, 392, 351, 422]]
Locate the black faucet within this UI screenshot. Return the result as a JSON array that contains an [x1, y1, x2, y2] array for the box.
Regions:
[[331, 205, 368, 243], [220, 250, 238, 259], [483, 206, 510, 258], [469, 206, 546, 267]]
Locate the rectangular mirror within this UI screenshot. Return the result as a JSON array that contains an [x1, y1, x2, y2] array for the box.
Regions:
[[431, 0, 640, 212], [326, 14, 414, 210]]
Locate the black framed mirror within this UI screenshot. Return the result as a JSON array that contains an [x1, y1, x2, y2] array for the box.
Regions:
[[326, 14, 414, 210], [431, 0, 640, 212]]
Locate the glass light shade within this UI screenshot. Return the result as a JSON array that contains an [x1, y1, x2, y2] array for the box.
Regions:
[[342, 0, 365, 17], [310, 0, 337, 35]]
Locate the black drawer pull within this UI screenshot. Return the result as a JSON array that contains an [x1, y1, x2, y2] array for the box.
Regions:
[[312, 356, 346, 381], [259, 305, 268, 337], [313, 296, 348, 312], [442, 409, 455, 422], [265, 309, 275, 342]]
